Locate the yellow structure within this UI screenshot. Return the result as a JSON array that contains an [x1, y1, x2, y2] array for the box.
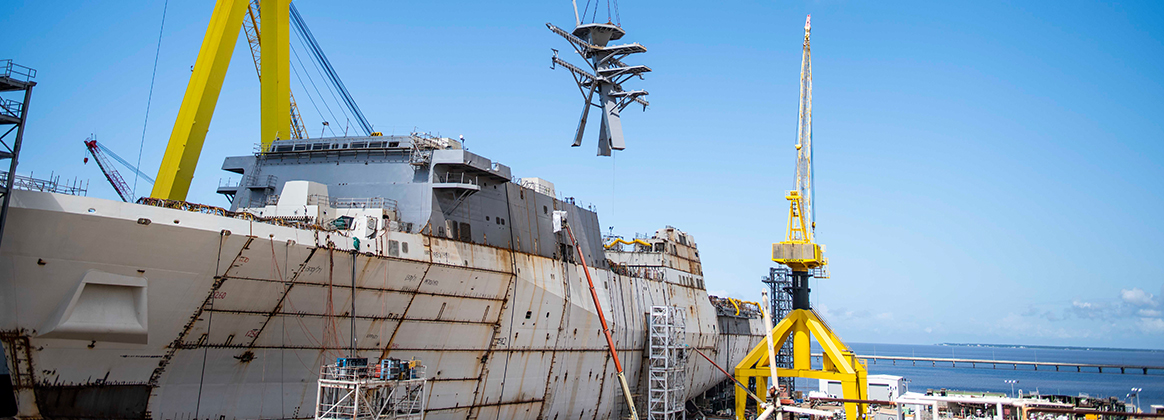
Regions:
[[734, 15, 868, 420], [151, 0, 291, 201], [733, 310, 868, 420], [242, 0, 308, 140], [260, 0, 291, 148]]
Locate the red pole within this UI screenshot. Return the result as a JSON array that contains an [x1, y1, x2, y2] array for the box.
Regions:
[[566, 224, 624, 372], [564, 223, 638, 420]]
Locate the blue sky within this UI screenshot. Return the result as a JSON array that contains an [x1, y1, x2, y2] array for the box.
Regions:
[[4, 1, 1163, 349]]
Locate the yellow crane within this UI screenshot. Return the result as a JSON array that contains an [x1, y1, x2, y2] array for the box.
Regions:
[[734, 15, 869, 420], [151, 0, 292, 201], [241, 0, 308, 141]]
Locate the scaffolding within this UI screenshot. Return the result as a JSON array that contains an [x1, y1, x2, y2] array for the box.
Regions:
[[761, 266, 795, 393], [314, 361, 427, 420], [0, 59, 37, 248], [648, 305, 688, 420]]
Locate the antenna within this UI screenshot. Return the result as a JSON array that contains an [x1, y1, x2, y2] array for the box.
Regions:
[[547, 18, 650, 156]]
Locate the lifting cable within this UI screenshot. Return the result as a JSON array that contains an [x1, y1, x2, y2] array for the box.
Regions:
[[581, 0, 592, 24], [290, 42, 340, 136], [135, 0, 168, 197], [291, 27, 349, 135], [290, 3, 372, 135]]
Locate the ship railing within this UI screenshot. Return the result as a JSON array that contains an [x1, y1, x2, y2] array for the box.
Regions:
[[436, 172, 478, 186], [332, 197, 399, 212], [256, 137, 407, 155], [0, 60, 36, 83], [0, 171, 87, 196], [218, 177, 241, 188]]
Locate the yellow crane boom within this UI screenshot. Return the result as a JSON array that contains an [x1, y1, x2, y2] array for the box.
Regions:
[[151, 0, 291, 201]]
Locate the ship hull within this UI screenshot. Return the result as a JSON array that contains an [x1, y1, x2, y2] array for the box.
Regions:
[[0, 190, 763, 419]]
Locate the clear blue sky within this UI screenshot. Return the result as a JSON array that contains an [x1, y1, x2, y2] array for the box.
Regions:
[[5, 1, 1163, 349]]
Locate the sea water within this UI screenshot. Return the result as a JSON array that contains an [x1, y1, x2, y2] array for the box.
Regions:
[[794, 343, 1164, 409]]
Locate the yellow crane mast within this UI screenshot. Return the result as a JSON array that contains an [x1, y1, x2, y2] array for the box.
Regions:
[[735, 15, 869, 420], [241, 0, 308, 140]]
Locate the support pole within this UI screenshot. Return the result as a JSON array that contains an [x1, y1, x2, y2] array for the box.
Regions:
[[761, 291, 783, 420], [564, 222, 639, 420], [0, 83, 33, 248]]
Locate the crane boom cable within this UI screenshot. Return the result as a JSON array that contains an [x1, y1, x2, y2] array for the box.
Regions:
[[289, 3, 372, 135], [290, 40, 341, 136], [135, 0, 168, 197], [97, 142, 155, 184], [291, 25, 352, 135]]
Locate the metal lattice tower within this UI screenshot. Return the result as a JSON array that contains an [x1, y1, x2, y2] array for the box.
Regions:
[[0, 60, 36, 249], [547, 13, 650, 156], [648, 306, 687, 420], [761, 266, 795, 391]]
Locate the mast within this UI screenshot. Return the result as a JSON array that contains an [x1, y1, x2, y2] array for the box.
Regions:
[[795, 15, 814, 237]]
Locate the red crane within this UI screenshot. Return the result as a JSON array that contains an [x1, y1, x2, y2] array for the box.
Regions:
[[83, 136, 137, 202]]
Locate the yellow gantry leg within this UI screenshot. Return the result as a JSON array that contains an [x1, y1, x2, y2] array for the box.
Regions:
[[734, 309, 868, 420], [151, 0, 249, 201], [260, 0, 290, 148]]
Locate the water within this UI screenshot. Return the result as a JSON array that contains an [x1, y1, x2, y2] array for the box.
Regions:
[[794, 343, 1164, 409]]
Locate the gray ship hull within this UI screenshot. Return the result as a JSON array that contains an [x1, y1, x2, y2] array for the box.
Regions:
[[0, 190, 764, 419]]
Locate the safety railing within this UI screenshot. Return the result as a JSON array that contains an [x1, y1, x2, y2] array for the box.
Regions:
[[0, 172, 87, 196], [0, 60, 36, 82], [331, 197, 399, 212], [0, 98, 22, 119], [218, 177, 240, 188], [255, 136, 408, 154]]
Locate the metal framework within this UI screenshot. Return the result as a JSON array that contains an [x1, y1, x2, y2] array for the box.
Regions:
[[314, 363, 427, 420], [547, 18, 650, 156], [761, 266, 795, 391], [0, 59, 36, 248], [648, 305, 687, 420]]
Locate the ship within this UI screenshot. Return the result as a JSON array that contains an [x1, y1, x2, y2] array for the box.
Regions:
[[0, 131, 766, 418]]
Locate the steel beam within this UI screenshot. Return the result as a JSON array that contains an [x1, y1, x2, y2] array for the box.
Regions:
[[152, 0, 248, 200]]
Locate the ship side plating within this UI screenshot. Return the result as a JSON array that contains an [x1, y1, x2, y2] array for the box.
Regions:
[[0, 136, 764, 419]]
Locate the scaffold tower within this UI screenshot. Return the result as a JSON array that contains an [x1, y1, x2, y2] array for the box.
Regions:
[[761, 266, 795, 392], [648, 305, 688, 420], [0, 60, 37, 248], [314, 360, 427, 420]]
